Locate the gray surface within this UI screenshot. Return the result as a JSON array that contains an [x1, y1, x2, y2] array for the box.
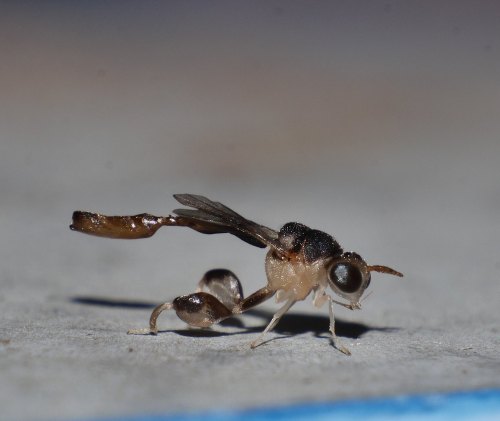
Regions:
[[1, 2, 500, 420]]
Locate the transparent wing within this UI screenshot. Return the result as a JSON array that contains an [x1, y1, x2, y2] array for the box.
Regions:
[[173, 194, 284, 251]]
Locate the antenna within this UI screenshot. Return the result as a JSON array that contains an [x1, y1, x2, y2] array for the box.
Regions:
[[367, 265, 403, 277]]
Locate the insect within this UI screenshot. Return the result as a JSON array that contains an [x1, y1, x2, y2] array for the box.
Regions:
[[70, 194, 402, 355]]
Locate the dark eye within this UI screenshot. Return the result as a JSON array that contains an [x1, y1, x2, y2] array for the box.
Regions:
[[329, 263, 363, 293]]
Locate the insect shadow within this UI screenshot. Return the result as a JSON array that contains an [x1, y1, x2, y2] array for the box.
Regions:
[[71, 296, 399, 340]]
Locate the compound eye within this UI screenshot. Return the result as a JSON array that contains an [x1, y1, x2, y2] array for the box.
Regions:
[[329, 263, 364, 293]]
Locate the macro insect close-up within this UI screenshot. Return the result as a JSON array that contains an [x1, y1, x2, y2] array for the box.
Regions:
[[70, 194, 403, 355]]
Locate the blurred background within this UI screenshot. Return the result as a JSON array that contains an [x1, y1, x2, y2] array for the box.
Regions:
[[1, 1, 499, 420]]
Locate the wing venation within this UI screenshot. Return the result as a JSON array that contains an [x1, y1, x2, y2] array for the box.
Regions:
[[173, 194, 282, 251]]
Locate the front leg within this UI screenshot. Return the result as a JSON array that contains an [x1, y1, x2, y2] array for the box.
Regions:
[[313, 290, 353, 355], [327, 295, 352, 355]]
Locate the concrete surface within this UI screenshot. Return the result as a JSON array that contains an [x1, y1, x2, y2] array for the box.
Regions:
[[1, 2, 499, 420]]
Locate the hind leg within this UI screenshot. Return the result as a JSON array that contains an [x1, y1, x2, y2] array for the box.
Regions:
[[196, 269, 244, 309], [128, 269, 247, 335], [128, 301, 175, 335]]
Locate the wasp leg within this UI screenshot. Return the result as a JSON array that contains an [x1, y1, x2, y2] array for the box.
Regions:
[[327, 295, 351, 355], [128, 291, 235, 335], [128, 270, 241, 335], [129, 270, 277, 340], [198, 269, 277, 316], [172, 292, 234, 327], [197, 269, 244, 309], [199, 272, 280, 348], [128, 302, 173, 335], [236, 286, 275, 313], [250, 298, 296, 349]]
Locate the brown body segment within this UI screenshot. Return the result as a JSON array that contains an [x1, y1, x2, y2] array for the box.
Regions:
[[71, 211, 169, 239]]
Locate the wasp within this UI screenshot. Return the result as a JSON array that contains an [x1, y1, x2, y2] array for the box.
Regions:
[[70, 194, 402, 355]]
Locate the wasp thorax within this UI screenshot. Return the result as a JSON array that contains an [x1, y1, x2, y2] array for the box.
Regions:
[[278, 222, 309, 252], [278, 222, 343, 264], [303, 230, 342, 263]]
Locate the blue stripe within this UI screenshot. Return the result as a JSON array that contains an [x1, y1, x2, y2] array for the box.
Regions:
[[87, 389, 500, 421]]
